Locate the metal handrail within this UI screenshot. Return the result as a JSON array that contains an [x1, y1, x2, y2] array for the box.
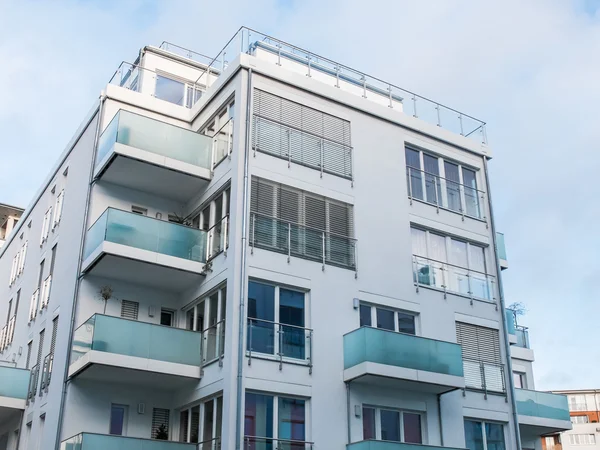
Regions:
[[27, 363, 40, 401], [206, 215, 229, 260], [158, 42, 214, 64], [246, 317, 313, 373], [211, 118, 234, 169], [196, 436, 221, 450], [200, 319, 226, 367], [406, 165, 485, 195], [412, 254, 493, 278], [250, 212, 355, 241], [463, 357, 506, 397], [243, 436, 314, 448]]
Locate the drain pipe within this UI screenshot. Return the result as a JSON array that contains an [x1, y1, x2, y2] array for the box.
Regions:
[[54, 94, 106, 450], [483, 156, 522, 450], [346, 382, 352, 444], [235, 67, 253, 450]]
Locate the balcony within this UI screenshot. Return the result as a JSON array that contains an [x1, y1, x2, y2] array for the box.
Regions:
[[412, 256, 496, 302], [61, 433, 197, 450], [82, 208, 207, 292], [0, 364, 30, 413], [68, 314, 210, 388], [516, 389, 572, 436], [343, 327, 464, 393], [94, 109, 213, 202], [496, 232, 508, 269], [250, 213, 357, 272], [348, 441, 465, 450]]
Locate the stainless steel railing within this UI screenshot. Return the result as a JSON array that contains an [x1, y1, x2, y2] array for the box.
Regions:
[[243, 436, 314, 450], [212, 118, 234, 169], [406, 166, 487, 221], [27, 363, 40, 401], [463, 358, 506, 396], [412, 255, 496, 302], [201, 320, 225, 370], [197, 436, 221, 450], [250, 212, 357, 272], [246, 318, 313, 373], [207, 216, 229, 261], [40, 352, 54, 392]]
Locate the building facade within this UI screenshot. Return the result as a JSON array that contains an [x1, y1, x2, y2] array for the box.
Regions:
[[543, 390, 600, 450], [0, 205, 24, 249], [0, 28, 571, 450]]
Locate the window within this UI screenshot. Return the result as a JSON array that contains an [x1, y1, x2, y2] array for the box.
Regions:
[[251, 177, 355, 270], [513, 372, 526, 389], [152, 408, 170, 440], [252, 89, 353, 179], [131, 206, 147, 216], [120, 300, 139, 320], [411, 227, 493, 301], [247, 281, 309, 362], [359, 303, 416, 335], [244, 392, 306, 445], [179, 396, 222, 444], [192, 187, 231, 259], [36, 329, 45, 368], [569, 395, 588, 411], [40, 206, 53, 245], [25, 341, 32, 369], [362, 406, 423, 444], [569, 434, 596, 445], [110, 404, 128, 436], [17, 241, 27, 276], [456, 322, 504, 393], [184, 285, 226, 364], [464, 420, 505, 450], [405, 146, 483, 219], [160, 309, 174, 327], [52, 190, 64, 229], [201, 100, 235, 168], [571, 415, 590, 424], [154, 74, 202, 108]]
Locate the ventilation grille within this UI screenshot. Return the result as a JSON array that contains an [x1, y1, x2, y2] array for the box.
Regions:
[[121, 300, 139, 320]]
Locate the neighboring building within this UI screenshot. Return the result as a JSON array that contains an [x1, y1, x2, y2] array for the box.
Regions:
[[542, 390, 600, 450], [0, 28, 571, 450], [0, 204, 24, 248]]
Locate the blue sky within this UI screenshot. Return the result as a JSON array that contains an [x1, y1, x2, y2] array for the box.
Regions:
[[1, 0, 599, 390]]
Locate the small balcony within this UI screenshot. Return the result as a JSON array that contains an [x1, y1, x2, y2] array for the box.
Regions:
[[516, 389, 572, 436], [94, 109, 214, 202], [82, 208, 207, 292], [60, 433, 197, 450], [348, 441, 465, 450], [0, 364, 30, 413], [343, 327, 464, 393], [68, 314, 206, 388]]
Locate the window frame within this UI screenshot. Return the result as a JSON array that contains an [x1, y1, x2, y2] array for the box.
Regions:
[[358, 303, 418, 335], [464, 419, 506, 450], [178, 394, 223, 444], [362, 405, 424, 444]]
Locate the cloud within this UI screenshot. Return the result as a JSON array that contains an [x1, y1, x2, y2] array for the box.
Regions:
[[1, 0, 598, 389]]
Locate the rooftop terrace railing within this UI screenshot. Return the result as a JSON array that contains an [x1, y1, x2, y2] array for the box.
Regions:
[[191, 27, 487, 144]]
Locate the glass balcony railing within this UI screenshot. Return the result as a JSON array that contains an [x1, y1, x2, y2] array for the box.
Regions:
[[250, 213, 357, 271], [61, 433, 197, 450], [505, 310, 516, 335], [83, 208, 207, 264], [496, 232, 507, 261], [412, 255, 496, 301], [343, 327, 464, 377], [516, 389, 570, 421], [348, 441, 465, 450], [96, 109, 212, 171], [406, 166, 486, 220], [70, 314, 202, 368], [0, 365, 30, 401]]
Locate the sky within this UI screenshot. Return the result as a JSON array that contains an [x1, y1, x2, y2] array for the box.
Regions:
[[1, 0, 599, 390]]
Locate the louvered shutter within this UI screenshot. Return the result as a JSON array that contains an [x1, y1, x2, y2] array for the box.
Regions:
[[121, 300, 139, 320], [253, 89, 352, 179], [152, 408, 170, 439], [456, 322, 504, 393], [179, 410, 189, 442], [36, 330, 45, 367], [19, 242, 28, 274], [50, 317, 59, 354], [53, 191, 64, 228]]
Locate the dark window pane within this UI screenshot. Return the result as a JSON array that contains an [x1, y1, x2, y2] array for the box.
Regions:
[[278, 397, 305, 441], [403, 413, 422, 444], [359, 305, 371, 327], [380, 410, 400, 442], [444, 161, 461, 212], [397, 313, 416, 335], [464, 420, 484, 450], [279, 289, 304, 327], [160, 311, 173, 326], [405, 148, 423, 200], [376, 308, 395, 331], [485, 423, 505, 450], [109, 405, 126, 435], [245, 393, 274, 450], [362, 407, 376, 440], [247, 282, 275, 354], [423, 154, 441, 205]]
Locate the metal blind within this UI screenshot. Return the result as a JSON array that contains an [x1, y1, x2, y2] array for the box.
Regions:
[[455, 322, 501, 364], [179, 410, 189, 442], [250, 177, 353, 237], [151, 408, 170, 439], [253, 89, 352, 179], [26, 342, 32, 369], [121, 300, 139, 320], [50, 316, 59, 354], [36, 330, 45, 366]]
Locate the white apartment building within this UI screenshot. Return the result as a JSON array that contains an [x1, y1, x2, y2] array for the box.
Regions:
[[542, 390, 600, 450], [0, 205, 23, 249], [0, 27, 572, 450]]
